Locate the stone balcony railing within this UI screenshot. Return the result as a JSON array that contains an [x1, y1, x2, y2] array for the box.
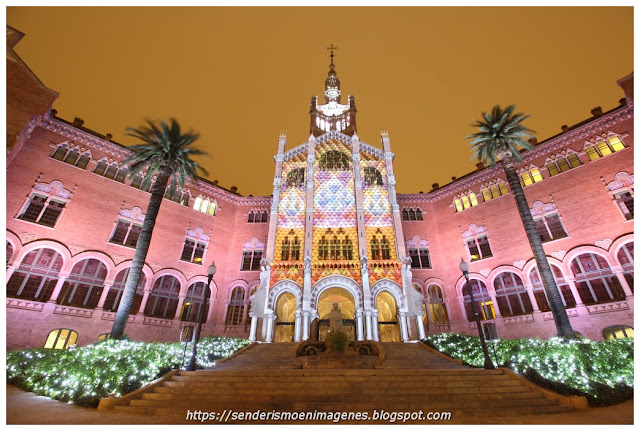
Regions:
[[53, 304, 94, 318], [6, 297, 45, 312]]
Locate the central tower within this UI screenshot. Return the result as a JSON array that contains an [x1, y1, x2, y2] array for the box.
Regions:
[[251, 48, 425, 345]]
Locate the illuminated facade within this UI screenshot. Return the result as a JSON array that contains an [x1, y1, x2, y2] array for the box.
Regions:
[[6, 29, 635, 350]]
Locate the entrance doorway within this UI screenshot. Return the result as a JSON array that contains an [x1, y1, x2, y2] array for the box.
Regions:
[[377, 291, 400, 342], [313, 287, 356, 341], [274, 292, 296, 342]]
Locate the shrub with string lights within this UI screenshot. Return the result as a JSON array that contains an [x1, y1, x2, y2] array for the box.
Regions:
[[423, 333, 633, 405], [6, 336, 249, 407]]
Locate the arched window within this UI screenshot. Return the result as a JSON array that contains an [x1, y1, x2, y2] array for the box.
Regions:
[[57, 259, 107, 309], [144, 275, 181, 319], [318, 150, 350, 171], [363, 167, 384, 186], [281, 236, 291, 261], [103, 268, 146, 314], [63, 149, 79, 165], [454, 198, 463, 212], [463, 279, 495, 321], [287, 168, 306, 187], [51, 144, 68, 160], [530, 265, 576, 310], [97, 333, 110, 341], [261, 211, 268, 222], [617, 243, 634, 292], [44, 329, 78, 350], [370, 236, 380, 260], [427, 285, 449, 324], [291, 237, 301, 261], [603, 325, 634, 340], [521, 167, 543, 187], [6, 241, 14, 265], [415, 208, 423, 220], [248, 211, 255, 223], [181, 282, 210, 323], [402, 208, 409, 220], [330, 236, 340, 260], [7, 248, 63, 302], [570, 253, 626, 305], [381, 236, 391, 260], [130, 175, 143, 189], [226, 287, 245, 325], [318, 236, 329, 260], [342, 236, 353, 260], [408, 208, 416, 220], [493, 272, 533, 317]]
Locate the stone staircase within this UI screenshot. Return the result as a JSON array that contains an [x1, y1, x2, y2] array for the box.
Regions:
[[111, 342, 575, 423]]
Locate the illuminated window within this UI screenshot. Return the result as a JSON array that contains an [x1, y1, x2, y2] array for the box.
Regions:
[[462, 279, 495, 321], [557, 158, 571, 172], [341, 236, 354, 260], [608, 136, 626, 152], [499, 182, 508, 195], [546, 161, 560, 177], [381, 236, 391, 260], [585, 145, 601, 161], [370, 235, 391, 261], [144, 275, 181, 319], [57, 259, 107, 309], [603, 325, 634, 340], [617, 243, 634, 292], [571, 253, 626, 305], [427, 285, 449, 324], [454, 199, 463, 212], [408, 247, 431, 269], [330, 236, 340, 260], [286, 168, 305, 187], [481, 188, 491, 202], [461, 196, 470, 210], [181, 282, 210, 323], [467, 235, 492, 261], [318, 150, 350, 171], [192, 196, 216, 216], [291, 237, 301, 260], [181, 239, 206, 264], [568, 153, 582, 168], [103, 268, 146, 313], [319, 236, 330, 260], [242, 249, 263, 270], [614, 191, 634, 220], [226, 286, 245, 325], [534, 213, 568, 242], [97, 333, 110, 341], [469, 193, 479, 207], [521, 171, 533, 186], [193, 196, 203, 211], [44, 329, 78, 350], [530, 265, 576, 311], [7, 248, 63, 302], [596, 140, 613, 157], [521, 167, 543, 187], [493, 272, 533, 317], [363, 167, 384, 186]]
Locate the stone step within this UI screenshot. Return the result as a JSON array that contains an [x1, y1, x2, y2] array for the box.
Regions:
[[179, 368, 497, 377], [143, 390, 543, 403], [130, 396, 558, 411], [172, 373, 510, 383], [162, 379, 524, 389], [113, 403, 573, 420], [154, 384, 534, 396]]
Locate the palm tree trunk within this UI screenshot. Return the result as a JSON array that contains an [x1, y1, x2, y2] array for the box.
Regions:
[[500, 156, 575, 338], [110, 166, 172, 338]]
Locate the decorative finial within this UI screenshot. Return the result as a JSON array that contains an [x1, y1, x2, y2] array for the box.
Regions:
[[327, 43, 337, 74]]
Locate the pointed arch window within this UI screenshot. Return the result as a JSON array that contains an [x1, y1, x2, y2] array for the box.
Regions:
[[51, 144, 91, 170], [363, 167, 384, 186], [520, 167, 543, 187], [586, 135, 626, 161], [286, 168, 306, 187], [103, 268, 146, 313], [181, 281, 210, 323], [318, 150, 350, 171], [463, 279, 495, 321], [493, 272, 533, 317], [57, 259, 107, 309], [319, 236, 329, 260], [7, 248, 63, 302], [427, 285, 449, 324], [530, 265, 576, 310], [144, 275, 181, 319], [18, 180, 72, 228], [570, 253, 626, 305], [617, 243, 634, 292], [407, 247, 431, 269], [226, 286, 245, 325], [192, 196, 216, 216]]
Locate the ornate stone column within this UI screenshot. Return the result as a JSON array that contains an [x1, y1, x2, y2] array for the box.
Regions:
[[380, 131, 407, 260], [355, 309, 364, 341], [613, 268, 634, 298], [248, 312, 258, 342], [416, 314, 426, 339], [302, 310, 311, 340], [371, 310, 380, 341], [174, 296, 186, 320], [565, 276, 585, 306], [294, 310, 302, 342], [364, 310, 373, 340], [302, 136, 316, 316], [137, 289, 152, 315], [96, 283, 113, 310], [398, 311, 409, 341], [265, 314, 275, 343], [47, 272, 70, 303]]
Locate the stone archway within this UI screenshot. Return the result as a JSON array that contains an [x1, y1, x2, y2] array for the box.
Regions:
[[274, 292, 297, 342], [314, 287, 356, 341], [376, 291, 401, 342]]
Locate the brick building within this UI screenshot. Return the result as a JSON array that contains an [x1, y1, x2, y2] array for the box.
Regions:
[[6, 29, 634, 350]]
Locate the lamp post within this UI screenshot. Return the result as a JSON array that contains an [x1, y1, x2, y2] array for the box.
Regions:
[[186, 261, 216, 371], [459, 258, 495, 370]]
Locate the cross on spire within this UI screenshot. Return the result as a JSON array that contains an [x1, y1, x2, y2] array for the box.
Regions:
[[327, 43, 338, 61]]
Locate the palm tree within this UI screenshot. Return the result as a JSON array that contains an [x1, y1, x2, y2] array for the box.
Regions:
[[110, 119, 208, 339], [467, 105, 575, 338]]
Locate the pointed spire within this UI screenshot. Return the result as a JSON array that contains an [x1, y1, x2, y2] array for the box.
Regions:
[[324, 44, 341, 102], [327, 43, 338, 76]]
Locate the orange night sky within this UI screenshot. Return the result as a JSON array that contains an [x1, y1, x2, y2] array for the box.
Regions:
[[6, 7, 634, 196]]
